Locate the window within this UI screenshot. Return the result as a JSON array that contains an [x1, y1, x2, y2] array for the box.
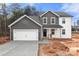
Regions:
[[62, 29, 65, 35], [51, 29, 55, 35], [62, 18, 65, 24], [77, 29, 79, 31], [51, 17, 55, 24], [43, 17, 47, 24]]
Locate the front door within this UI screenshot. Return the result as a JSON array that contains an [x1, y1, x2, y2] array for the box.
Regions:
[[43, 29, 47, 37]]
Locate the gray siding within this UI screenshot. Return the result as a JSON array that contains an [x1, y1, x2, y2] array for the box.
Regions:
[[40, 11, 59, 25], [12, 17, 41, 29], [11, 17, 41, 40]]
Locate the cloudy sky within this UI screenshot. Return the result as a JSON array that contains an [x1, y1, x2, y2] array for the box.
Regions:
[[31, 3, 79, 25], [6, 3, 79, 25]]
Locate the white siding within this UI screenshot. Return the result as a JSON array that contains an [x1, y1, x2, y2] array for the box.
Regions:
[[54, 29, 61, 38], [59, 17, 71, 38]]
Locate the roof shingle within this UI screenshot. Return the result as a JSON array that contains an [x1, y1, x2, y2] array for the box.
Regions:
[[43, 25, 63, 28]]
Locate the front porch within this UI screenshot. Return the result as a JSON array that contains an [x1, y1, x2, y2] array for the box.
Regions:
[[42, 28, 62, 39]]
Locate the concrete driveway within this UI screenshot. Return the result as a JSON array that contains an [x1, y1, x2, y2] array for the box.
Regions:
[[0, 41, 38, 56]]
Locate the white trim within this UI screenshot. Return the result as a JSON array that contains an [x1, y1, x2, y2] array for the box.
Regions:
[[40, 10, 60, 17], [42, 17, 47, 25], [50, 17, 55, 24], [8, 15, 42, 27]]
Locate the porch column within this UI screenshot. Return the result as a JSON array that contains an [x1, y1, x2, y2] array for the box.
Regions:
[[47, 29, 49, 39], [60, 28, 61, 38], [48, 28, 51, 39]]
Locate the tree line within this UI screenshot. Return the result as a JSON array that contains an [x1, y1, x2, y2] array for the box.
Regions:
[[0, 3, 40, 36]]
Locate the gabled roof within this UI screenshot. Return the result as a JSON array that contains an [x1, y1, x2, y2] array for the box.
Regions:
[[8, 15, 42, 27], [39, 11, 73, 17], [8, 11, 72, 28], [40, 11, 60, 17]]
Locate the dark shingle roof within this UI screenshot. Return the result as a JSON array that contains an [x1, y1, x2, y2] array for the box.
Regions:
[[55, 12, 73, 17], [28, 11, 72, 26], [29, 16, 42, 25], [43, 25, 63, 28], [39, 11, 73, 17]]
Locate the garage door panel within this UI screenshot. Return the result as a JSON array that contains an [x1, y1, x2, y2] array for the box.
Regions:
[[13, 29, 38, 40]]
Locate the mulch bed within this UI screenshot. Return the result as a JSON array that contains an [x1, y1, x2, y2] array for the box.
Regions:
[[0, 36, 10, 44]]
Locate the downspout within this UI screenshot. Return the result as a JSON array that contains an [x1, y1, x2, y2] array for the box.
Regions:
[[41, 26, 43, 40], [10, 27, 11, 40], [39, 16, 42, 40]]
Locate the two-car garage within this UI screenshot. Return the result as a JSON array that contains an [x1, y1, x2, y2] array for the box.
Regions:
[[13, 29, 38, 40], [8, 15, 41, 41]]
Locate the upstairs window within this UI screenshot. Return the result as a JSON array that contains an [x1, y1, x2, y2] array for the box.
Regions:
[[51, 17, 55, 24], [62, 18, 65, 24], [62, 29, 65, 35], [43, 17, 47, 24]]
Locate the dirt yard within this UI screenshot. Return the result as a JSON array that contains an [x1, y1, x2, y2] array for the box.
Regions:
[[39, 33, 79, 56], [0, 36, 10, 44]]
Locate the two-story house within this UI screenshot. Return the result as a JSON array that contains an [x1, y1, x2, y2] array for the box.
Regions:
[[8, 11, 72, 40]]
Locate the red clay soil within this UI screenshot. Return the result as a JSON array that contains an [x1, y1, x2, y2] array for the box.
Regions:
[[72, 34, 79, 39], [39, 41, 71, 56], [49, 41, 69, 51], [39, 33, 79, 56], [0, 36, 10, 44]]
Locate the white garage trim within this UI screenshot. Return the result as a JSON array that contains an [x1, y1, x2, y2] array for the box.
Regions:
[[13, 29, 39, 41]]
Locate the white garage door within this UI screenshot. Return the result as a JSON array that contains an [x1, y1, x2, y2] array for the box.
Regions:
[[13, 29, 38, 40]]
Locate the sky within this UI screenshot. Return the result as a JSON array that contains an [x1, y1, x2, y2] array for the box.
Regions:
[[6, 3, 79, 25]]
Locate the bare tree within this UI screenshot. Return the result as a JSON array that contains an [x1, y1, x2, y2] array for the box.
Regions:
[[0, 3, 8, 35], [2, 4, 7, 34], [8, 3, 24, 24]]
